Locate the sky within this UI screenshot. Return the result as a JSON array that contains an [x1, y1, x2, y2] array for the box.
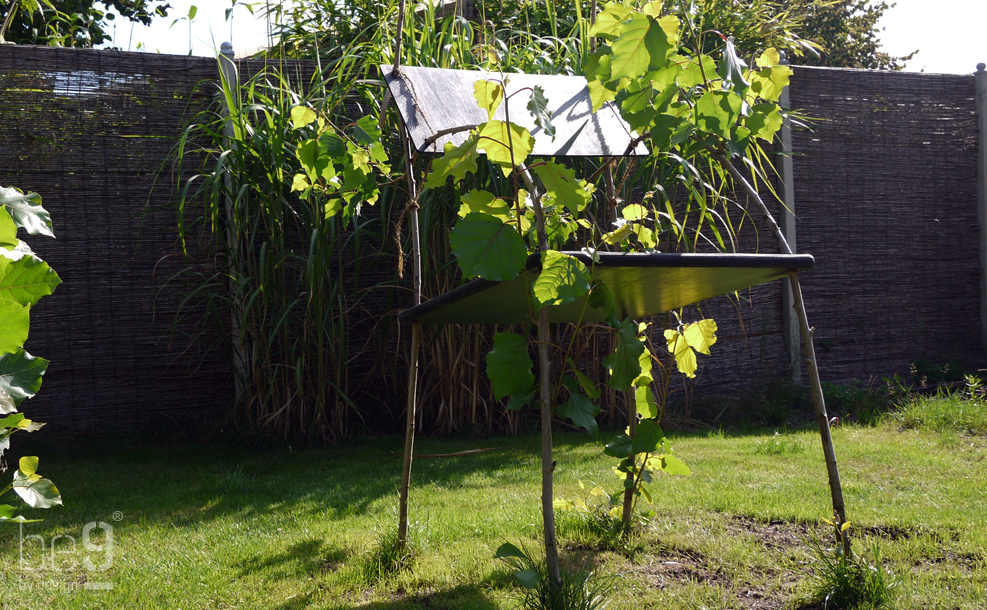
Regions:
[[113, 0, 987, 75]]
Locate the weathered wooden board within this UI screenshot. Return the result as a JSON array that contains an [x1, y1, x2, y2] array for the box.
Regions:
[[399, 252, 814, 325], [381, 65, 649, 157]]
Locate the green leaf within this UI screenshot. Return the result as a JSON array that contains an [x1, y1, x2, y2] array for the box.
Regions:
[[526, 85, 555, 140], [424, 134, 480, 189], [589, 2, 632, 39], [664, 328, 697, 378], [604, 321, 645, 391], [474, 80, 505, 121], [0, 350, 47, 407], [561, 393, 600, 436], [486, 332, 535, 401], [745, 104, 783, 141], [458, 190, 512, 222], [587, 282, 617, 326], [516, 570, 540, 589], [695, 90, 743, 139], [0, 504, 42, 524], [566, 363, 602, 400], [659, 454, 691, 476], [353, 115, 383, 146], [717, 37, 749, 93], [631, 420, 665, 455], [636, 385, 659, 419], [290, 105, 316, 130], [756, 48, 781, 68], [604, 432, 633, 459], [750, 65, 791, 102], [494, 542, 527, 560], [476, 121, 534, 176], [676, 54, 719, 89], [19, 455, 38, 476], [0, 298, 29, 354], [588, 75, 616, 113], [532, 160, 592, 214], [0, 252, 61, 307], [0, 413, 25, 428], [608, 13, 652, 82], [0, 186, 53, 238], [506, 386, 537, 411], [12, 471, 62, 509], [450, 213, 528, 281], [0, 208, 16, 250], [682, 319, 717, 355], [532, 250, 591, 312]]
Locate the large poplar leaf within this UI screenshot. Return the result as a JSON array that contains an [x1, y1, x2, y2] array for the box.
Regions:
[[560, 393, 600, 436], [474, 80, 505, 120], [458, 190, 512, 222], [533, 160, 593, 214], [450, 213, 528, 281], [745, 104, 783, 141], [664, 329, 698, 378], [0, 298, 29, 354], [424, 134, 480, 189], [506, 387, 537, 411], [588, 78, 617, 113], [608, 13, 652, 82], [566, 364, 602, 400], [631, 419, 665, 455], [0, 389, 15, 415], [526, 85, 555, 139], [717, 37, 749, 93], [0, 247, 62, 307], [12, 468, 62, 509], [604, 320, 645, 391], [0, 208, 16, 250], [604, 432, 633, 459], [290, 105, 316, 129], [750, 65, 791, 102], [486, 332, 535, 401], [476, 121, 534, 176], [532, 250, 591, 311], [656, 454, 691, 476], [636, 385, 658, 419], [589, 2, 633, 39], [0, 504, 42, 524], [682, 319, 717, 355], [0, 186, 53, 238], [0, 350, 47, 407], [695, 90, 743, 139]]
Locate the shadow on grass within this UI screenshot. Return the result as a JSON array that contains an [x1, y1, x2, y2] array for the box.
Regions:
[[360, 583, 500, 610]]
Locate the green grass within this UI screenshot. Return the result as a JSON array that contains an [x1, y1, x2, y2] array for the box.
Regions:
[[2, 409, 986, 609]]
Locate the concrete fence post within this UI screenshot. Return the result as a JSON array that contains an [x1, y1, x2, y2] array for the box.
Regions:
[[218, 42, 246, 402], [778, 53, 801, 384], [977, 63, 987, 360]]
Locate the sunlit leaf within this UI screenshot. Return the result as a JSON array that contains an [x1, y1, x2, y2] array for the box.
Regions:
[[424, 134, 480, 189], [634, 347, 653, 386], [19, 455, 38, 476], [561, 393, 600, 436], [352, 115, 382, 145], [473, 80, 504, 120], [751, 65, 791, 102], [756, 47, 782, 68], [12, 469, 62, 509], [695, 90, 743, 139], [450, 213, 528, 281], [526, 85, 555, 139], [664, 329, 697, 378], [532, 250, 591, 311], [0, 350, 47, 407], [631, 419, 665, 455], [290, 105, 316, 130], [0, 186, 53, 238], [458, 190, 512, 222], [636, 385, 658, 419], [0, 208, 16, 250], [682, 319, 717, 355], [589, 2, 633, 39], [486, 332, 535, 401], [0, 250, 61, 308], [476, 121, 534, 176], [0, 298, 29, 354], [745, 104, 783, 141], [658, 454, 691, 476], [533, 160, 593, 214]]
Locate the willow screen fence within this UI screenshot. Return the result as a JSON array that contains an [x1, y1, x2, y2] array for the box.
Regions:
[[1, 44, 983, 436]]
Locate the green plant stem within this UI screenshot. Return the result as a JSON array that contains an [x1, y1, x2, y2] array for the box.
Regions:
[[620, 388, 636, 533]]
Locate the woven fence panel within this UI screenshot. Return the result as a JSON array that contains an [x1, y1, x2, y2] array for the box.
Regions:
[[789, 66, 984, 383], [0, 45, 232, 436]]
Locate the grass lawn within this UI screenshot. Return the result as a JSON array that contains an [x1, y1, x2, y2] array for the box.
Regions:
[[1, 404, 985, 609]]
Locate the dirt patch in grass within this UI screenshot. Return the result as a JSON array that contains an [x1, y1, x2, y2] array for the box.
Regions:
[[728, 514, 811, 550]]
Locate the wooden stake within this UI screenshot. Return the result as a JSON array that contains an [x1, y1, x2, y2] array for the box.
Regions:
[[716, 152, 851, 557]]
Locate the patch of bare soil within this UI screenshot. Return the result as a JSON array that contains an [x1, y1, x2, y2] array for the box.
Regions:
[[728, 514, 811, 550]]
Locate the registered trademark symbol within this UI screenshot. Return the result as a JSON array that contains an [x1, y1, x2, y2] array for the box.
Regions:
[[112, 511, 123, 522]]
